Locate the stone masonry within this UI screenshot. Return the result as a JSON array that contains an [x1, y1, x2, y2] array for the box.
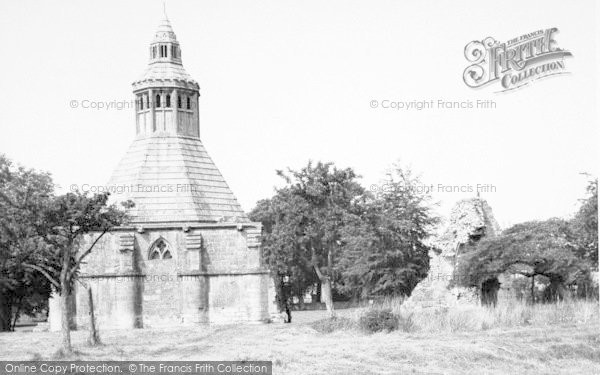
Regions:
[[406, 197, 501, 308], [48, 14, 277, 331]]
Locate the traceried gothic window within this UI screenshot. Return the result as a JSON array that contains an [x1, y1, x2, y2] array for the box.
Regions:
[[148, 239, 172, 260], [166, 95, 171, 108], [186, 96, 191, 110], [156, 94, 161, 108]]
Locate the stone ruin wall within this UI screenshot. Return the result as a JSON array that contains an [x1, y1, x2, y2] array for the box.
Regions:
[[406, 198, 501, 309]]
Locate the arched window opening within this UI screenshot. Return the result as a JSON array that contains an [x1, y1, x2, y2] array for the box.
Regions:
[[139, 97, 144, 110], [156, 94, 161, 108], [148, 238, 173, 260], [166, 95, 171, 108], [186, 97, 191, 110], [177, 96, 182, 108]]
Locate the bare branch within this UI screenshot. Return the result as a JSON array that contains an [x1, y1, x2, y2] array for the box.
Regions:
[[67, 229, 109, 281], [22, 263, 60, 289]]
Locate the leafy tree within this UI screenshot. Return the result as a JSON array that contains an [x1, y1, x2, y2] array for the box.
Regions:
[[337, 165, 437, 298], [571, 177, 598, 269], [250, 194, 319, 309], [0, 155, 54, 331], [30, 192, 133, 353], [457, 218, 590, 302], [251, 161, 364, 317], [252, 162, 439, 311]]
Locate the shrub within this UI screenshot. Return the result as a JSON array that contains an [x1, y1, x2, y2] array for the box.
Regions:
[[359, 308, 399, 333]]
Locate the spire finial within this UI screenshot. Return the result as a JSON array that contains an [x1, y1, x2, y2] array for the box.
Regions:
[[162, 1, 169, 21]]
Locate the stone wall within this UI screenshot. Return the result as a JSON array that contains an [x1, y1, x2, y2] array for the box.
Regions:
[[50, 223, 275, 331]]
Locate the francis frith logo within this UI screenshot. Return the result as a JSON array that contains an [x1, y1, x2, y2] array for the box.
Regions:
[[463, 28, 572, 92]]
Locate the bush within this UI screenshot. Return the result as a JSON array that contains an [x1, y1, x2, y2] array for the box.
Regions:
[[359, 308, 399, 333]]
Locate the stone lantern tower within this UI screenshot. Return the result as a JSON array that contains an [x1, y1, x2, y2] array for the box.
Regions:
[[133, 15, 200, 139], [48, 13, 277, 331]]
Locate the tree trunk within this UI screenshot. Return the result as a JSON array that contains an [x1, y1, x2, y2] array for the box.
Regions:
[[11, 296, 23, 331], [87, 286, 100, 346], [530, 275, 535, 304], [312, 267, 335, 317], [321, 277, 335, 317], [60, 288, 72, 353], [311, 246, 335, 317], [59, 253, 72, 354], [0, 291, 11, 332]]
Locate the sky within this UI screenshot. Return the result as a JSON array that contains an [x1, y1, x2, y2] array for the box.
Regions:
[[0, 0, 597, 229]]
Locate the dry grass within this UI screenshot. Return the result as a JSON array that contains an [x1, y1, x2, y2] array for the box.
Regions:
[[344, 297, 598, 333], [0, 300, 598, 374]]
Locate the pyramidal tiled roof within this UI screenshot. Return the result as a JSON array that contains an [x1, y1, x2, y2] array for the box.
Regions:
[[108, 133, 247, 224]]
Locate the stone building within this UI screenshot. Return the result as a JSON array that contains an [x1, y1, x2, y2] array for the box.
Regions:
[[49, 15, 276, 330]]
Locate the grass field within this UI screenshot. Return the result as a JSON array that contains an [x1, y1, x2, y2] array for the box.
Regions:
[[1, 301, 599, 374]]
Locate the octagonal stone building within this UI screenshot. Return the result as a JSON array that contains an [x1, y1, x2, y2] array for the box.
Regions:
[[49, 15, 276, 330]]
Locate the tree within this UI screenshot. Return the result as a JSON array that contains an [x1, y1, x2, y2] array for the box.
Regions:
[[250, 194, 319, 310], [31, 192, 132, 353], [0, 155, 54, 331], [337, 165, 437, 298], [251, 161, 365, 317], [571, 178, 598, 269], [457, 218, 590, 303]]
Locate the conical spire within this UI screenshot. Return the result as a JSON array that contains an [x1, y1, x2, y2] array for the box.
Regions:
[[153, 9, 177, 44]]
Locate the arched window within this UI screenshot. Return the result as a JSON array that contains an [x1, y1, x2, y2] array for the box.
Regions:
[[166, 95, 171, 108], [156, 94, 161, 108], [186, 97, 191, 110], [148, 238, 173, 260], [139, 97, 144, 110], [177, 96, 182, 109]]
